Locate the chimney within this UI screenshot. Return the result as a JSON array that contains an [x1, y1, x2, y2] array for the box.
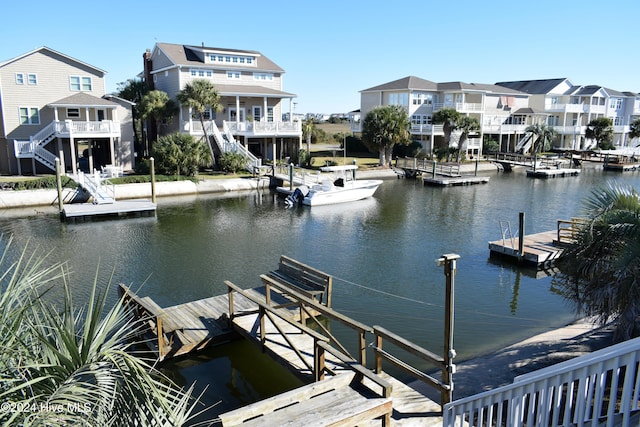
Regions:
[[143, 48, 154, 89]]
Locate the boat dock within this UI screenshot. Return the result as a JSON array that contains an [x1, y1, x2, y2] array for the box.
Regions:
[[122, 255, 458, 426], [424, 175, 490, 186], [525, 167, 580, 178], [62, 199, 156, 221], [488, 217, 581, 267]]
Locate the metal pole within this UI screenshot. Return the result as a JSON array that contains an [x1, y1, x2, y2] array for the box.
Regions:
[[289, 163, 294, 191], [437, 253, 459, 406], [518, 212, 525, 261], [150, 157, 156, 204]]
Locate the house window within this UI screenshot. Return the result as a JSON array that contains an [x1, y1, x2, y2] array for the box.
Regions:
[[15, 73, 24, 84], [19, 107, 40, 125], [70, 76, 93, 91], [547, 115, 560, 126], [67, 108, 80, 118], [614, 116, 623, 126], [81, 77, 92, 91], [227, 71, 240, 79], [611, 98, 622, 109], [246, 57, 253, 64], [267, 107, 274, 122], [253, 73, 273, 81], [389, 93, 408, 106], [28, 73, 37, 85]]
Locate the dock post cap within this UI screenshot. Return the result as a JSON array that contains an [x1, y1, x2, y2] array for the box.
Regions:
[[436, 253, 460, 265]]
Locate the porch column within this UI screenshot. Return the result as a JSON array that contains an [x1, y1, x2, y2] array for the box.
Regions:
[[263, 97, 268, 121], [88, 142, 94, 173], [235, 96, 240, 124], [54, 107, 59, 121], [69, 139, 77, 176], [289, 99, 294, 123], [86, 108, 90, 121], [109, 137, 116, 166], [271, 137, 276, 162]]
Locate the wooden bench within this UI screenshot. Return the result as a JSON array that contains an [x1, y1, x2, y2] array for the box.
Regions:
[[219, 370, 392, 426], [265, 255, 333, 308]]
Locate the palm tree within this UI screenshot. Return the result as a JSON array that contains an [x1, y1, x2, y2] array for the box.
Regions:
[[177, 79, 222, 167], [456, 116, 480, 162], [555, 183, 640, 341], [630, 118, 640, 145], [116, 78, 151, 160], [302, 117, 316, 154], [361, 105, 411, 166], [154, 133, 211, 176], [431, 108, 461, 153], [586, 117, 614, 149], [0, 238, 201, 425], [138, 90, 178, 156], [524, 123, 558, 171]]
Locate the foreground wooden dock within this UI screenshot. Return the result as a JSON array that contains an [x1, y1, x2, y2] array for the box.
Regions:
[[423, 175, 490, 186], [122, 255, 455, 426], [525, 168, 580, 178]]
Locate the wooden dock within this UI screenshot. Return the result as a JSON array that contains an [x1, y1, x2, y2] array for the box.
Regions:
[[423, 175, 490, 186], [122, 256, 450, 426], [62, 199, 156, 221], [489, 230, 564, 267], [525, 168, 580, 178]]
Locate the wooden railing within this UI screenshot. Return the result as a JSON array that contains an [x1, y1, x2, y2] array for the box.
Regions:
[[557, 218, 587, 245], [395, 157, 461, 177], [226, 254, 458, 409], [443, 336, 640, 427]]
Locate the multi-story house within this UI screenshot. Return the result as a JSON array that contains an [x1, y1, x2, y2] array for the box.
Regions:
[[0, 47, 134, 176], [142, 42, 301, 165], [356, 76, 532, 157], [496, 78, 640, 150]]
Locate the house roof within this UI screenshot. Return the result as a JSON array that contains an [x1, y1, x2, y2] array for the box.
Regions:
[[361, 76, 526, 95], [495, 78, 569, 94], [0, 46, 106, 75], [511, 107, 548, 115], [48, 93, 119, 108], [361, 76, 438, 92], [213, 84, 295, 98], [153, 42, 285, 73]]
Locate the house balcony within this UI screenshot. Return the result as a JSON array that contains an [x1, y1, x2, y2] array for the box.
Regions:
[[15, 120, 121, 158], [184, 120, 301, 138], [482, 124, 528, 134], [434, 102, 483, 112], [409, 124, 444, 135], [545, 103, 607, 114]]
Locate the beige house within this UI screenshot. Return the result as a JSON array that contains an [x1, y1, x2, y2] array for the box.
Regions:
[[357, 76, 532, 157], [143, 42, 301, 163], [0, 46, 134, 176], [496, 78, 640, 150]]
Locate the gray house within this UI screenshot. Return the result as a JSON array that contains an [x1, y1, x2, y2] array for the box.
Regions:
[[0, 46, 134, 176]]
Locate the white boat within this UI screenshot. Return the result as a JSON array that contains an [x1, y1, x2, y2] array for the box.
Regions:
[[285, 165, 383, 207]]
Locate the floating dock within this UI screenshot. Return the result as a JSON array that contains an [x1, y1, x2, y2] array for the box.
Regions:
[[62, 199, 156, 221], [489, 230, 564, 267], [423, 175, 490, 186], [525, 168, 580, 178]]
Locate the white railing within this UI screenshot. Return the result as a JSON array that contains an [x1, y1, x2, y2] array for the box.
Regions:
[[76, 171, 115, 204], [444, 336, 640, 427], [209, 122, 261, 172], [410, 124, 444, 134], [186, 120, 301, 137], [434, 102, 483, 112]]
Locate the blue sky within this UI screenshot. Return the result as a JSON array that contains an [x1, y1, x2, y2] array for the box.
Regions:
[[2, 0, 638, 114]]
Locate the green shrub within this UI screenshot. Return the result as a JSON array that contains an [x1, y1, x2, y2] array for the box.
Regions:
[[9, 176, 76, 191], [219, 152, 248, 174]]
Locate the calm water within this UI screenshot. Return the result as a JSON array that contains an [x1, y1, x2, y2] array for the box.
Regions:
[[0, 162, 638, 418]]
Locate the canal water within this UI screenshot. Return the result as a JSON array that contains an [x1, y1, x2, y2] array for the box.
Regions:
[[0, 162, 638, 420]]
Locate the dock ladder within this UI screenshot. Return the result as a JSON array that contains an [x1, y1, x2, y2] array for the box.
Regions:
[[499, 220, 517, 249]]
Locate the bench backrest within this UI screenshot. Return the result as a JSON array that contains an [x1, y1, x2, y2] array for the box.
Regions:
[[274, 255, 333, 307]]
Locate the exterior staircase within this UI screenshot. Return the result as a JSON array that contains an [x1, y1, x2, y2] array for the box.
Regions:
[[515, 133, 534, 154], [209, 122, 262, 172], [14, 121, 59, 172]]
